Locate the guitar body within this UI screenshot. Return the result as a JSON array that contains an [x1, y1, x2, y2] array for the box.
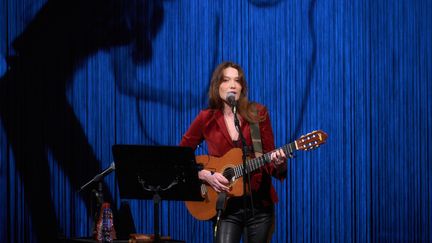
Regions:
[[184, 130, 328, 221], [185, 148, 245, 221]]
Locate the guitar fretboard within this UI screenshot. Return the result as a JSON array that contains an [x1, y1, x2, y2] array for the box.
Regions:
[[231, 142, 296, 179]]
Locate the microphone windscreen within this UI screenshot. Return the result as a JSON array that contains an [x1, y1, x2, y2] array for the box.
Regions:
[[226, 93, 236, 106]]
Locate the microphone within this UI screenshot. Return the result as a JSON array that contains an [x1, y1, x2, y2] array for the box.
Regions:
[[79, 162, 116, 192], [226, 93, 236, 106], [226, 93, 237, 113], [95, 162, 116, 181], [214, 192, 227, 238]]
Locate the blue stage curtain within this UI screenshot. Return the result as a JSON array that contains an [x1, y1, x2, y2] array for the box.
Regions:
[[0, 0, 431, 242]]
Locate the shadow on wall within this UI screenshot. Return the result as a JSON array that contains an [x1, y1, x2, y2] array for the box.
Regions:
[[0, 54, 5, 77], [0, 0, 164, 241]]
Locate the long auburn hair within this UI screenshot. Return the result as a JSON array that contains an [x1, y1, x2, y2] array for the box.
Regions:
[[208, 61, 266, 123]]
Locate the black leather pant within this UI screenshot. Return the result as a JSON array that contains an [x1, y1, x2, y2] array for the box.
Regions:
[[214, 200, 275, 243]]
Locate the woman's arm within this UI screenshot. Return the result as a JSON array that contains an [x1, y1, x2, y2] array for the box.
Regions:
[[179, 111, 230, 192]]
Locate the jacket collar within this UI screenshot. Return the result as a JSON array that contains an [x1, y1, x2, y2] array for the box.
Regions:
[[214, 109, 246, 147]]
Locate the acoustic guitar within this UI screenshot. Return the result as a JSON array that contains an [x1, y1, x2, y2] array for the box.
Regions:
[[185, 130, 328, 220]]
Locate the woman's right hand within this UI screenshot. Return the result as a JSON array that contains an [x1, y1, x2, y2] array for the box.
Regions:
[[198, 170, 230, 192]]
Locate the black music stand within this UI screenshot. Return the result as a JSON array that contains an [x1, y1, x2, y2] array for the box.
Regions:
[[112, 145, 203, 242]]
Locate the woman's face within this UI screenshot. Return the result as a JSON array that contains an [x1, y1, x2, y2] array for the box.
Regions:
[[218, 67, 242, 102]]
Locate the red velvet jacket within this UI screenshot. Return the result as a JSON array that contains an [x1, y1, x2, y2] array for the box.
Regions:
[[179, 104, 286, 207]]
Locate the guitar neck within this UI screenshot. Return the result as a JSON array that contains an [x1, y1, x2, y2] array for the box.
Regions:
[[232, 142, 296, 179]]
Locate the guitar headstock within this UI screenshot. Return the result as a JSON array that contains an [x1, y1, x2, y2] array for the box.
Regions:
[[295, 130, 328, 151]]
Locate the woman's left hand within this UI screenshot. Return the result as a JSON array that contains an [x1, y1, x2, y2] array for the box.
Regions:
[[270, 148, 287, 167]]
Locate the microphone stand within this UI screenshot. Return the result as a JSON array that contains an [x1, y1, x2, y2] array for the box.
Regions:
[[232, 105, 253, 243], [79, 162, 116, 237], [213, 192, 227, 241]]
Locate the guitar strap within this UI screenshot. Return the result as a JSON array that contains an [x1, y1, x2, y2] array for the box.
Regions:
[[250, 106, 275, 243], [250, 106, 263, 158]]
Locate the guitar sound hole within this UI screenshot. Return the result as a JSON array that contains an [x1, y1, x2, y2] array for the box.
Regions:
[[222, 167, 235, 181]]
